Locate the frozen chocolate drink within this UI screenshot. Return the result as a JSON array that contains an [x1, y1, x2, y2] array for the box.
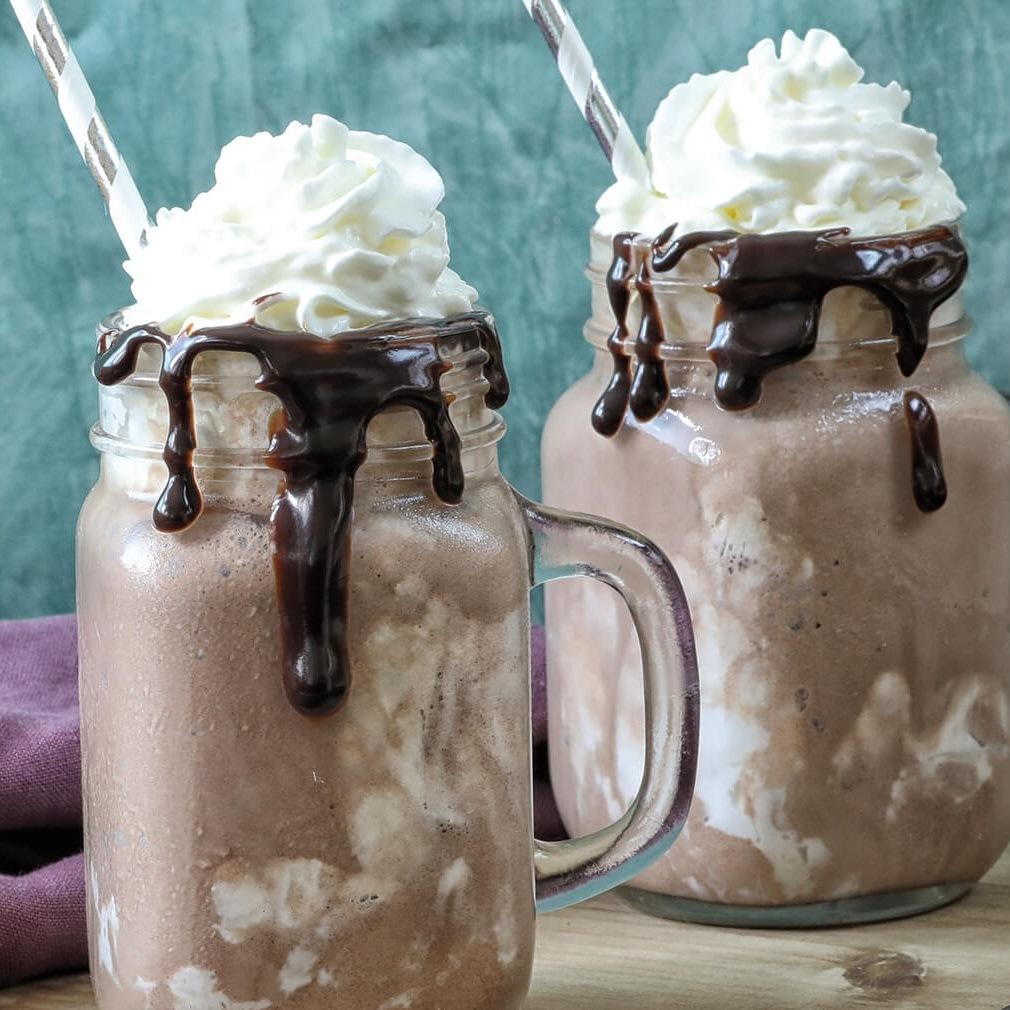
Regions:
[[77, 115, 699, 1008], [542, 30, 1010, 926]]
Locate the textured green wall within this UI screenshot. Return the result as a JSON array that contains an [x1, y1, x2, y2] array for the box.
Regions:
[[1, 0, 1007, 617]]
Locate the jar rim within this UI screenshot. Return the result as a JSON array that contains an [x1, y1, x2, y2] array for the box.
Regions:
[[97, 308, 498, 366], [586, 219, 966, 283], [583, 220, 969, 350], [92, 308, 508, 459], [95, 306, 503, 395]]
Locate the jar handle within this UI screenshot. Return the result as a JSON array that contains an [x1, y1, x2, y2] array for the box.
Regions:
[[515, 491, 700, 912]]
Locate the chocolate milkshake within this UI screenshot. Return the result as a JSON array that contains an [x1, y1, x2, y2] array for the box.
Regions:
[[78, 115, 700, 1006], [79, 427, 536, 1010], [543, 30, 1010, 924]]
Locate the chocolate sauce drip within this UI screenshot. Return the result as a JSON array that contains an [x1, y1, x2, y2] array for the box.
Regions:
[[593, 229, 738, 434], [628, 258, 672, 422], [592, 225, 967, 511], [903, 390, 947, 513], [591, 233, 640, 436], [95, 311, 508, 716]]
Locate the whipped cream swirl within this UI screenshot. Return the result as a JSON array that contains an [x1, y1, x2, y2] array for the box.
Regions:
[[124, 115, 476, 336], [596, 29, 965, 238]]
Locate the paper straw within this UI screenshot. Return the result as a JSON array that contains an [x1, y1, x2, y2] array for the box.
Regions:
[[9, 0, 150, 259], [522, 0, 648, 184]]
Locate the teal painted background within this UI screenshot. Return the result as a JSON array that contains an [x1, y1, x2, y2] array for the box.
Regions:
[[1, 0, 1008, 618]]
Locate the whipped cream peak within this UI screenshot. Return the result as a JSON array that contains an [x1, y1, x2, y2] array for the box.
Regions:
[[124, 115, 477, 336], [596, 29, 965, 239]]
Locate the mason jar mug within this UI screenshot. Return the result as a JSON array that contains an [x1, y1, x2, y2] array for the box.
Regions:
[[76, 313, 699, 1010], [542, 228, 1010, 927]]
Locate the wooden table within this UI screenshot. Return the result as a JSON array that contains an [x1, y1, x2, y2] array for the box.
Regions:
[[5, 849, 1009, 1009]]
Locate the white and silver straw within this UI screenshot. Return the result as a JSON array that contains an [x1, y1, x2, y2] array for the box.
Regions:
[[9, 0, 150, 259], [521, 0, 648, 184]]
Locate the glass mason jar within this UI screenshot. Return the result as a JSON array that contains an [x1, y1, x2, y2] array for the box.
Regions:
[[542, 228, 1010, 927], [77, 313, 699, 1010]]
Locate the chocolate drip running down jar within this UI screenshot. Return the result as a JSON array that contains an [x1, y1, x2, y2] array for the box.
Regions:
[[542, 224, 1010, 926], [77, 310, 699, 1010]]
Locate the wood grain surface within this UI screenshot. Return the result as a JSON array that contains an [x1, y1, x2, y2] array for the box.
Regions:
[[4, 848, 1008, 1010]]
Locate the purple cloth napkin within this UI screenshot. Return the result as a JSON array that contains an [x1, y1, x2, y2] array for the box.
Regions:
[[0, 615, 86, 987], [0, 616, 562, 987]]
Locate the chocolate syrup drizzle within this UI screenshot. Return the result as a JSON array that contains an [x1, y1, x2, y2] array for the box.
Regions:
[[95, 311, 508, 716], [903, 390, 947, 512], [592, 225, 968, 512]]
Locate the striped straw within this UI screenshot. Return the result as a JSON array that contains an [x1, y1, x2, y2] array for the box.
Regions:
[[9, 0, 150, 259], [522, 0, 648, 184]]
